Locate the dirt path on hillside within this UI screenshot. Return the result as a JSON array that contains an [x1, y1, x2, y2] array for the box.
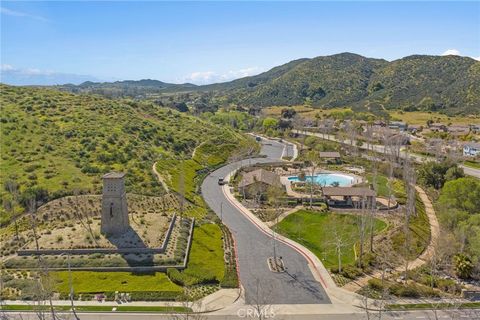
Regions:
[[342, 185, 439, 292], [152, 162, 170, 193]]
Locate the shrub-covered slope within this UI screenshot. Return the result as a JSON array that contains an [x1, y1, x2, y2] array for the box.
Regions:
[[0, 84, 254, 222]]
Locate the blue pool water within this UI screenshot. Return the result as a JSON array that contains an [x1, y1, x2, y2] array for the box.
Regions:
[[288, 173, 354, 187]]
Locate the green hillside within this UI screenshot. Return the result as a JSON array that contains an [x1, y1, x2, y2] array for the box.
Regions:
[[225, 53, 388, 108], [0, 84, 256, 223], [365, 55, 480, 114], [219, 53, 480, 114], [59, 53, 480, 115]]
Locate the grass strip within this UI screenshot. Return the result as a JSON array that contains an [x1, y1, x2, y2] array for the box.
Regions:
[[0, 304, 191, 313], [386, 302, 480, 310]]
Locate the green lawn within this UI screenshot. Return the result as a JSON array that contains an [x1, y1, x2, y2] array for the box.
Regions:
[[52, 271, 182, 294], [276, 210, 387, 269], [184, 223, 225, 282], [0, 305, 191, 312], [464, 160, 480, 169], [366, 174, 406, 204]]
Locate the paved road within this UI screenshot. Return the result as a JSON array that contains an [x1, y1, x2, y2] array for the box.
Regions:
[[202, 138, 330, 305], [8, 309, 480, 320], [294, 130, 480, 179]]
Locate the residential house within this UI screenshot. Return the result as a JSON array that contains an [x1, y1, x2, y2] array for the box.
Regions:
[[388, 121, 407, 131], [470, 124, 480, 134], [238, 169, 283, 198], [406, 124, 423, 134], [429, 123, 447, 132], [463, 142, 480, 157]]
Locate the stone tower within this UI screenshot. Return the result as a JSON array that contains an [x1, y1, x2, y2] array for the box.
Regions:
[[101, 172, 129, 236]]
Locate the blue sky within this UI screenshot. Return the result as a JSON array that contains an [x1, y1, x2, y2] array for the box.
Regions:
[[1, 1, 479, 85]]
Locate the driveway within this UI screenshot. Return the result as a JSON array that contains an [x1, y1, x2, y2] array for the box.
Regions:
[[201, 138, 330, 305]]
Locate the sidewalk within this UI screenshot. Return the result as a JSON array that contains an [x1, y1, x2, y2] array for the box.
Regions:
[[2, 289, 242, 313]]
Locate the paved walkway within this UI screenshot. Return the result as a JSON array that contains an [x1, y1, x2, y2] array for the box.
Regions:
[[342, 185, 439, 292], [2, 289, 241, 313]]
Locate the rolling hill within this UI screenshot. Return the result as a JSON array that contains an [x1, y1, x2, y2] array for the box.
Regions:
[[57, 53, 480, 115]]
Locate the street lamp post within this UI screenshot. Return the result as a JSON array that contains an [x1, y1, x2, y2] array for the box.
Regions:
[[220, 202, 223, 222], [59, 252, 79, 320]]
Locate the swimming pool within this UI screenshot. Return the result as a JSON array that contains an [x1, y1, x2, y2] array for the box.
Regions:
[[288, 173, 354, 187]]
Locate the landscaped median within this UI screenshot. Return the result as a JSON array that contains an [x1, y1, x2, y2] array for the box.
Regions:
[[0, 304, 192, 313], [385, 302, 480, 311]]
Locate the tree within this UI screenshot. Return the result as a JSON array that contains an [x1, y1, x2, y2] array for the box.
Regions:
[[418, 161, 463, 190], [262, 118, 278, 132], [305, 150, 321, 209], [444, 166, 465, 183], [453, 254, 474, 279], [281, 108, 296, 119], [438, 177, 480, 214], [173, 102, 188, 112]]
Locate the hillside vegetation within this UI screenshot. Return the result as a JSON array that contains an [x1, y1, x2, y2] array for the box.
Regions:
[[61, 53, 480, 115], [0, 84, 256, 223]]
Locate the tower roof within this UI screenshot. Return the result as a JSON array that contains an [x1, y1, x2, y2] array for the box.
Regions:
[[102, 172, 126, 179]]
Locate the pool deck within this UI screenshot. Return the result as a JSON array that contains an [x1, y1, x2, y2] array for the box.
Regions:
[[281, 169, 364, 199]]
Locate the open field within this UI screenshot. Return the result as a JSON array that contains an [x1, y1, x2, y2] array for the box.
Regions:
[[262, 105, 479, 125], [276, 210, 387, 269], [388, 110, 479, 125]]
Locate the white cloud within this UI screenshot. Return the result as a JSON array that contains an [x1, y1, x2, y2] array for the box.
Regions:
[[182, 67, 264, 85], [1, 64, 14, 71], [441, 49, 461, 56], [1, 7, 49, 22], [440, 49, 480, 61], [0, 64, 100, 85]]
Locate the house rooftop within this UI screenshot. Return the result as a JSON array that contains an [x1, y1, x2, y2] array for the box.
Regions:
[[323, 187, 376, 197], [238, 169, 281, 188], [464, 142, 480, 149], [319, 151, 341, 158], [103, 172, 126, 179]]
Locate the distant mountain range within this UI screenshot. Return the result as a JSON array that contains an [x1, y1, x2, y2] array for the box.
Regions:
[[58, 53, 480, 115]]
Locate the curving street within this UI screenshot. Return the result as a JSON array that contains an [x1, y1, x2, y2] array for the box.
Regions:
[[201, 138, 330, 305]]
